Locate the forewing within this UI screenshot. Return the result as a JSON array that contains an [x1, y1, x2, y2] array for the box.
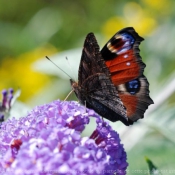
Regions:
[[78, 33, 110, 86], [101, 27, 145, 85]]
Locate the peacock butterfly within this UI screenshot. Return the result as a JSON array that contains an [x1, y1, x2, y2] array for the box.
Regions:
[[70, 27, 153, 125]]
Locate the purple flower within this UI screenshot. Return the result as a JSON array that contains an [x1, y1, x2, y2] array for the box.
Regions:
[[0, 100, 128, 175], [1, 89, 13, 110], [0, 88, 14, 123]]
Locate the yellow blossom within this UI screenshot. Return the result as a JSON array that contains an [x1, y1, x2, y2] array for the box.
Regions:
[[102, 2, 157, 39], [0, 44, 57, 102]]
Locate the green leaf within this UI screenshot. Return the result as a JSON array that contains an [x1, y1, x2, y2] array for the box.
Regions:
[[145, 157, 161, 175]]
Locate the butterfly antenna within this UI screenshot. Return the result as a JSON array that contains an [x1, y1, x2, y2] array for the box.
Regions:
[[64, 89, 74, 101], [46, 56, 72, 79], [65, 57, 76, 81]]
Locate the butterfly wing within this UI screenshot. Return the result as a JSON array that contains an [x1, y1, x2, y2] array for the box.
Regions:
[[73, 33, 127, 124], [82, 73, 128, 124], [101, 27, 145, 85], [101, 27, 153, 123], [78, 33, 110, 85]]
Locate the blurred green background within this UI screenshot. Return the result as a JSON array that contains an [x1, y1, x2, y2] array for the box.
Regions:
[[1, 0, 175, 174]]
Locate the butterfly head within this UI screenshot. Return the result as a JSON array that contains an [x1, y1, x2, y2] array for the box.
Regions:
[[70, 79, 78, 88], [70, 79, 87, 105], [70, 79, 79, 97]]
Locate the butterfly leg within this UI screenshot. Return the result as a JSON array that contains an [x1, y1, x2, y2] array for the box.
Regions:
[[84, 100, 87, 113], [101, 116, 104, 122], [64, 90, 74, 101]]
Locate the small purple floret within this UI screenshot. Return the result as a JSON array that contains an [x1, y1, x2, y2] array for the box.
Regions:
[[9, 88, 14, 94], [2, 89, 7, 108], [2, 89, 7, 96], [0, 114, 4, 122], [0, 100, 128, 175], [1, 89, 14, 110]]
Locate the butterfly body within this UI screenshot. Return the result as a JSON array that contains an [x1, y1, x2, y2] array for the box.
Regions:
[[71, 27, 153, 125]]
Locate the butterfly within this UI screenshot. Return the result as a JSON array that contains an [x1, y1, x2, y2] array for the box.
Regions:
[[70, 27, 154, 125]]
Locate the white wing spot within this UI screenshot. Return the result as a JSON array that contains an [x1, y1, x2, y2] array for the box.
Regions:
[[126, 62, 131, 66], [124, 55, 128, 58]]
